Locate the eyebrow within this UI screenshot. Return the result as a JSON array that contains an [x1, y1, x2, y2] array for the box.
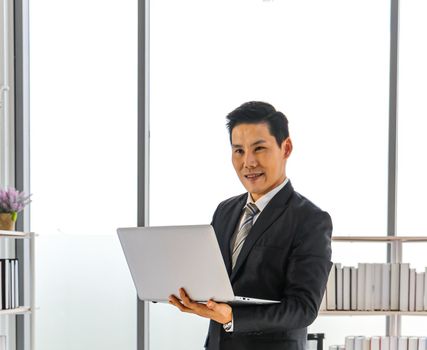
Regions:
[[232, 140, 266, 148]]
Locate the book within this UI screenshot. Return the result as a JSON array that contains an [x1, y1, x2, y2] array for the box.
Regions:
[[343, 267, 351, 310], [382, 336, 391, 350], [320, 290, 327, 311], [416, 272, 425, 311], [390, 336, 398, 350], [336, 263, 343, 310], [3, 259, 10, 309], [391, 263, 400, 310], [365, 263, 374, 310], [355, 336, 365, 350], [425, 268, 427, 311], [351, 267, 357, 310], [363, 337, 371, 350], [398, 337, 408, 350], [382, 263, 391, 310], [372, 336, 381, 350], [357, 263, 366, 310], [418, 337, 426, 350], [408, 337, 418, 350], [327, 263, 336, 310], [15, 259, 19, 308], [345, 336, 355, 350], [399, 263, 410, 311], [0, 260, 2, 309], [409, 268, 416, 312], [374, 263, 383, 310], [11, 260, 15, 309]]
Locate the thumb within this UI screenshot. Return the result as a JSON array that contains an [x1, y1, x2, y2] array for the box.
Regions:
[[207, 300, 217, 310]]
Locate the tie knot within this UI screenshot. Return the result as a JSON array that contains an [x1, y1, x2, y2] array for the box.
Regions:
[[245, 202, 260, 217]]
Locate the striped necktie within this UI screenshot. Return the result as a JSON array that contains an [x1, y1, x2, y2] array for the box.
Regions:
[[231, 202, 260, 269]]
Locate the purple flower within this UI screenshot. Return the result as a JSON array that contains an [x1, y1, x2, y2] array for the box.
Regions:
[[0, 187, 32, 214]]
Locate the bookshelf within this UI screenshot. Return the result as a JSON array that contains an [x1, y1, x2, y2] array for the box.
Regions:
[[0, 230, 35, 348], [320, 236, 427, 337]]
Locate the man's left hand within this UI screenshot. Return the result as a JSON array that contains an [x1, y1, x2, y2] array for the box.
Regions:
[[169, 288, 232, 325]]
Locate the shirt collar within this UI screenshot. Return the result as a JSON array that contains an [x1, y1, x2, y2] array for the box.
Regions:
[[246, 177, 289, 213]]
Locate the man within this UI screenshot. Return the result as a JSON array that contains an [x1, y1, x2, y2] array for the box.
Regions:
[[169, 101, 333, 350]]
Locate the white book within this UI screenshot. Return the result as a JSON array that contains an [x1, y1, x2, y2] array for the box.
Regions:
[[365, 264, 374, 310], [4, 260, 10, 309], [363, 338, 371, 350], [391, 263, 400, 310], [11, 260, 15, 309], [0, 335, 6, 350], [327, 263, 336, 310], [398, 337, 408, 350], [336, 263, 343, 310], [418, 337, 426, 350], [408, 337, 418, 350], [372, 336, 381, 350], [355, 336, 365, 350], [339, 346, 345, 350], [399, 263, 410, 311], [382, 337, 391, 350], [343, 267, 351, 310], [409, 268, 416, 312], [374, 263, 383, 310], [14, 259, 19, 308], [351, 267, 357, 310], [0, 261, 3, 310], [329, 346, 338, 350], [320, 289, 327, 311], [390, 336, 398, 350], [425, 268, 427, 311], [416, 272, 425, 311], [357, 263, 366, 310], [382, 263, 391, 310], [346, 336, 355, 350]]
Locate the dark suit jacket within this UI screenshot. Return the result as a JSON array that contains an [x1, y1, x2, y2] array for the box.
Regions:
[[205, 180, 333, 350]]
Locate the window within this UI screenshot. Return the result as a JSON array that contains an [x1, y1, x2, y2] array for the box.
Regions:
[[149, 1, 390, 348], [29, 1, 137, 348]]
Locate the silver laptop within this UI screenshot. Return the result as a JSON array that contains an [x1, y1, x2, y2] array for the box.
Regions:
[[117, 225, 280, 305]]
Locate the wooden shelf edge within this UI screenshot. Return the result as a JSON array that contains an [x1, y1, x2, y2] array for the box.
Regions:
[[319, 310, 427, 316], [0, 230, 34, 238], [0, 306, 31, 315]]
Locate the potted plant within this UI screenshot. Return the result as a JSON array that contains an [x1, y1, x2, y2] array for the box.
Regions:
[[0, 187, 32, 231]]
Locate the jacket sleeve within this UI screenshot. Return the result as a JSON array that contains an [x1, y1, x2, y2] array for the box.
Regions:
[[232, 210, 333, 333]]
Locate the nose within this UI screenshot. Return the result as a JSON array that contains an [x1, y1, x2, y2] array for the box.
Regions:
[[243, 150, 257, 168]]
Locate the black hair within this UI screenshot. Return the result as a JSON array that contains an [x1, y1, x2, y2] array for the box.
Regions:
[[226, 101, 289, 147]]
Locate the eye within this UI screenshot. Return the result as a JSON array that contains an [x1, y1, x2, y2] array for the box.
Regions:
[[234, 149, 244, 155], [255, 146, 265, 152]]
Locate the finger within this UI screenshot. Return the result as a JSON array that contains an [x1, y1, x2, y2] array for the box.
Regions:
[[206, 299, 217, 310], [179, 288, 197, 309], [169, 295, 192, 313]]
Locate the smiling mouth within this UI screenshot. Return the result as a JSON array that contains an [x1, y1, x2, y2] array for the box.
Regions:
[[244, 173, 264, 180]]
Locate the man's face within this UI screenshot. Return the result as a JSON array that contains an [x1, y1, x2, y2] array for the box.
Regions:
[[231, 122, 292, 201]]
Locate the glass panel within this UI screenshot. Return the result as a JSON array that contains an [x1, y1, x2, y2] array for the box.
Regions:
[[398, 1, 427, 336], [29, 0, 137, 348], [150, 0, 390, 349]]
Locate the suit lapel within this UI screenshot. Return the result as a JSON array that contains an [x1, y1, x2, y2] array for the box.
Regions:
[[230, 181, 294, 283], [218, 194, 247, 276]]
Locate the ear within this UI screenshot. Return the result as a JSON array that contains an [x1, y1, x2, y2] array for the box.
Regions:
[[282, 137, 293, 159]]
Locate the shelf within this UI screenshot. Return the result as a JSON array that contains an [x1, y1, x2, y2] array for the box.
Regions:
[[0, 230, 34, 239], [332, 236, 427, 242], [0, 306, 31, 315], [319, 310, 427, 316]]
